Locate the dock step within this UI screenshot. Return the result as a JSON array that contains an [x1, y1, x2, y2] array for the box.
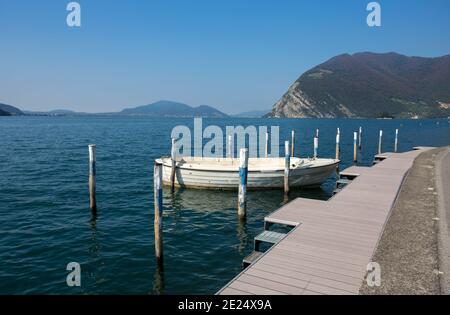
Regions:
[[333, 178, 353, 195], [373, 155, 388, 165], [242, 251, 263, 269], [336, 178, 352, 186], [339, 174, 358, 180], [254, 231, 286, 251]]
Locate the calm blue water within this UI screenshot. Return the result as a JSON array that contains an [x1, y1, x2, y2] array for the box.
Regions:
[[0, 116, 449, 294]]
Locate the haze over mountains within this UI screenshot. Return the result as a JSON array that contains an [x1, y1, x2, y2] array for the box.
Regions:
[[0, 101, 229, 117], [233, 109, 272, 118], [2, 52, 450, 119], [269, 52, 450, 119], [120, 100, 228, 117]]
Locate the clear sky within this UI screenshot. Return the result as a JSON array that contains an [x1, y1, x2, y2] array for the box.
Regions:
[[0, 0, 449, 114]]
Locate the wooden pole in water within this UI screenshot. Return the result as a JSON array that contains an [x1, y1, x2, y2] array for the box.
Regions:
[[291, 130, 295, 157], [238, 148, 249, 220], [88, 144, 96, 212], [228, 135, 232, 158], [358, 127, 362, 149], [353, 132, 358, 162], [170, 138, 176, 190], [313, 136, 318, 159], [265, 132, 269, 158], [378, 130, 383, 155], [284, 141, 290, 196], [316, 129, 319, 139], [394, 129, 399, 153], [154, 162, 163, 267], [335, 132, 340, 160]]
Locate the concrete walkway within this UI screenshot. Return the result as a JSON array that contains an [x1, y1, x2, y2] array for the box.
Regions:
[[436, 147, 450, 294], [360, 148, 445, 294]]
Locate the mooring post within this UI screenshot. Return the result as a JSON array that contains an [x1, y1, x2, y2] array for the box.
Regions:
[[238, 148, 249, 220], [353, 132, 358, 162], [265, 131, 269, 158], [378, 130, 383, 154], [284, 141, 290, 196], [335, 132, 340, 160], [170, 138, 176, 190], [154, 162, 164, 268], [394, 129, 399, 153], [358, 127, 362, 149], [313, 136, 318, 159], [88, 144, 96, 212], [228, 135, 232, 158], [291, 130, 295, 157]]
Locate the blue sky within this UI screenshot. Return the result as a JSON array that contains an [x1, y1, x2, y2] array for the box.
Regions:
[[0, 0, 449, 114]]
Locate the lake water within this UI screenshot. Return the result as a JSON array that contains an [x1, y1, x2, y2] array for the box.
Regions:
[[0, 116, 449, 294]]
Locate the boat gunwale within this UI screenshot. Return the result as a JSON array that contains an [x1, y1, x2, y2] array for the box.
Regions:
[[156, 156, 340, 173]]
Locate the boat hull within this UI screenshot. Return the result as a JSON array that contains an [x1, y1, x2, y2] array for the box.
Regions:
[[157, 157, 339, 190]]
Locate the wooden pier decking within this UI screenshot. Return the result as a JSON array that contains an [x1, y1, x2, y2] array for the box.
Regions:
[[218, 148, 431, 295]]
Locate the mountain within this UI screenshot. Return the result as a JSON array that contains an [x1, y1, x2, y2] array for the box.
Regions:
[[120, 100, 228, 117], [268, 52, 450, 119], [233, 109, 272, 118], [0, 109, 11, 116], [0, 103, 24, 115]]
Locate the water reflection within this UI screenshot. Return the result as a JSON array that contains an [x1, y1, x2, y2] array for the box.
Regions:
[[164, 183, 332, 215], [88, 211, 99, 256], [236, 218, 248, 255], [152, 265, 165, 295], [87, 208, 100, 291]]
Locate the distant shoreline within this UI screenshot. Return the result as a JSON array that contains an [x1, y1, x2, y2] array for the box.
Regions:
[[2, 114, 449, 120]]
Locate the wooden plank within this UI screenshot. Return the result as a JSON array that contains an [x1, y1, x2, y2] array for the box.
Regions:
[[273, 243, 369, 266], [305, 282, 357, 295], [271, 247, 367, 273], [287, 228, 379, 249], [245, 268, 310, 290], [267, 202, 388, 222], [278, 207, 387, 227], [253, 260, 363, 289], [267, 202, 389, 222], [270, 217, 381, 240], [301, 289, 324, 295], [260, 254, 366, 279], [275, 240, 370, 263], [238, 274, 304, 294], [229, 280, 287, 295], [220, 287, 253, 295]]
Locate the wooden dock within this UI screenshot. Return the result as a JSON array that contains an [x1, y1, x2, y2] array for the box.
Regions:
[[218, 148, 431, 295]]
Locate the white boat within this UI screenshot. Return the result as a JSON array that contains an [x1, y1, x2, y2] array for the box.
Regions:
[[156, 156, 339, 190]]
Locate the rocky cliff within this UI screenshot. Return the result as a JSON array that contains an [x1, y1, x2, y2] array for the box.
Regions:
[[268, 52, 450, 118]]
